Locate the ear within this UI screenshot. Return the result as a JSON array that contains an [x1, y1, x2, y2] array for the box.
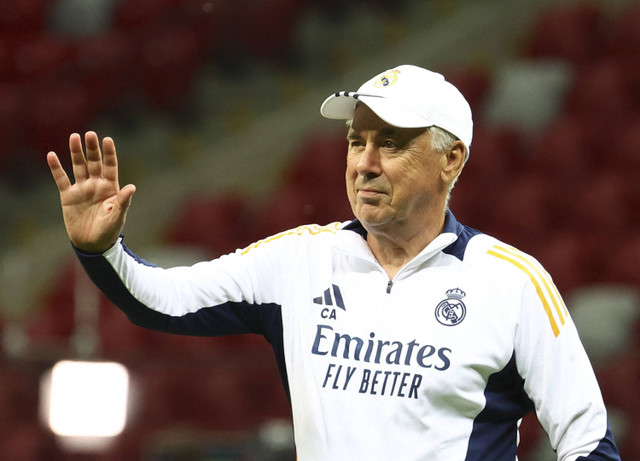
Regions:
[[441, 140, 466, 183]]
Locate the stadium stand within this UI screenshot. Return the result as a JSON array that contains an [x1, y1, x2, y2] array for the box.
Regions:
[[0, 0, 638, 458]]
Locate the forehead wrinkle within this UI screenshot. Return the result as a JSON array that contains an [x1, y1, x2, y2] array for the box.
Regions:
[[350, 104, 429, 145], [348, 126, 399, 139]]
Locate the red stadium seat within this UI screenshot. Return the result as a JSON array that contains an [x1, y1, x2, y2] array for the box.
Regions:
[[74, 31, 137, 110], [534, 232, 589, 294], [113, 0, 178, 30], [442, 67, 492, 116], [244, 0, 304, 59], [605, 235, 640, 286], [256, 131, 352, 235], [562, 59, 635, 171], [136, 25, 203, 110], [101, 426, 153, 461], [0, 364, 42, 430], [0, 41, 13, 84], [255, 183, 330, 237], [26, 80, 93, 157], [452, 125, 522, 230], [0, 0, 51, 35], [597, 352, 640, 460], [607, 3, 640, 60], [447, 179, 487, 230], [621, 415, 640, 461], [606, 4, 640, 111], [524, 3, 605, 65], [287, 132, 347, 188], [242, 369, 292, 422], [25, 262, 77, 346], [456, 125, 523, 184], [0, 423, 56, 460], [0, 84, 26, 167], [527, 115, 593, 180], [565, 58, 632, 120], [569, 171, 632, 237], [608, 115, 640, 174], [287, 132, 349, 209], [556, 172, 636, 286], [131, 364, 177, 427], [9, 33, 75, 83], [162, 365, 253, 430], [98, 295, 168, 358], [177, 0, 241, 57], [595, 352, 640, 415], [167, 192, 256, 256], [489, 172, 552, 251]]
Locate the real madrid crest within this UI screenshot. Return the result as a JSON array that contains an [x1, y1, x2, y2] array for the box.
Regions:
[[435, 288, 467, 326], [374, 69, 400, 88]]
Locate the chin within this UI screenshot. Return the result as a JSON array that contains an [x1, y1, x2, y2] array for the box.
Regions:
[[357, 214, 392, 229]]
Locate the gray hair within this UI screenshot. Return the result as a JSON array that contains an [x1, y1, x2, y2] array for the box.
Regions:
[[427, 126, 466, 203], [428, 126, 457, 154]]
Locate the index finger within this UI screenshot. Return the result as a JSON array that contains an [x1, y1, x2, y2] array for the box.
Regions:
[[47, 151, 72, 192], [101, 136, 119, 184]]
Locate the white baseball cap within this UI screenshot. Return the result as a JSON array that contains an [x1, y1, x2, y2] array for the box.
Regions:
[[320, 64, 473, 150]]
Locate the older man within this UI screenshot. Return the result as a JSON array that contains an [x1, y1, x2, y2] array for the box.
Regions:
[[47, 65, 619, 460]]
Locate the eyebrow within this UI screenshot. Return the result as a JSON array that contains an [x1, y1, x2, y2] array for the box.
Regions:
[[347, 127, 400, 139]]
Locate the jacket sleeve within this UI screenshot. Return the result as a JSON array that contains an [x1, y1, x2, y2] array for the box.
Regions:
[[513, 266, 620, 460], [74, 236, 283, 337]]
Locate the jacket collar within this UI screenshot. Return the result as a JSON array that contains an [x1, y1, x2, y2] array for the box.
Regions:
[[342, 208, 462, 239], [336, 209, 463, 265]]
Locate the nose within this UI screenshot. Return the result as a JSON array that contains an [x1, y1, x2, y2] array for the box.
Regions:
[[356, 143, 382, 177]]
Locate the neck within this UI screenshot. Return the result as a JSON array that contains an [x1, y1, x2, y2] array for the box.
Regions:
[[366, 211, 446, 280]]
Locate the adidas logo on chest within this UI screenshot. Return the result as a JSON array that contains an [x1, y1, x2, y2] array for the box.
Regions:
[[313, 284, 345, 320]]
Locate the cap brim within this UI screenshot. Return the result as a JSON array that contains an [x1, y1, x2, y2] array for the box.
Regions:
[[321, 93, 432, 128], [320, 93, 358, 120]]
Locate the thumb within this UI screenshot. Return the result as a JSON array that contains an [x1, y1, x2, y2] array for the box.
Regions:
[[117, 184, 136, 209]]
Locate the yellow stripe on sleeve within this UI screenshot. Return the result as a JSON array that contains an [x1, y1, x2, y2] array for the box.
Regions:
[[487, 247, 562, 337], [241, 224, 339, 255], [493, 245, 569, 321]]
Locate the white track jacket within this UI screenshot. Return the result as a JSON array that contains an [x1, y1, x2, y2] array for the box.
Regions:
[[75, 211, 620, 460]]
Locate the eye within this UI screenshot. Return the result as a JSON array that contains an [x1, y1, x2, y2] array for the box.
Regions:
[[382, 140, 398, 150], [348, 139, 364, 149]]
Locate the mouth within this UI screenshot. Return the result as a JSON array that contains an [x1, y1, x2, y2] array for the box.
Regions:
[[357, 188, 386, 199]]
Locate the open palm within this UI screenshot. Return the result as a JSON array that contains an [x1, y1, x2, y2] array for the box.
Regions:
[[47, 132, 136, 253]]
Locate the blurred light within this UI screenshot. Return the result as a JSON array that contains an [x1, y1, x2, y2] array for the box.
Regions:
[[41, 361, 129, 441]]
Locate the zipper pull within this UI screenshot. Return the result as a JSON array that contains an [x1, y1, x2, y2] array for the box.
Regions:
[[386, 280, 393, 294]]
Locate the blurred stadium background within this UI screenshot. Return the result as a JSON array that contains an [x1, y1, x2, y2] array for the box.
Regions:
[[0, 0, 639, 459]]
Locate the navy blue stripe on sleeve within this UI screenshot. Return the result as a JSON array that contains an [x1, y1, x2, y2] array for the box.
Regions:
[[74, 243, 292, 399], [465, 352, 535, 460], [76, 246, 251, 335], [576, 425, 621, 460], [74, 242, 271, 337]]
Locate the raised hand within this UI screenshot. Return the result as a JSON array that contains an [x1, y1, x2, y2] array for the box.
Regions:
[[47, 132, 136, 253]]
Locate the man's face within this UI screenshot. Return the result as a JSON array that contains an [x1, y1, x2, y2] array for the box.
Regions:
[[345, 104, 447, 234]]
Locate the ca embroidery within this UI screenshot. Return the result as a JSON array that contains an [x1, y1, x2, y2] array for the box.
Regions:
[[435, 288, 467, 326]]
